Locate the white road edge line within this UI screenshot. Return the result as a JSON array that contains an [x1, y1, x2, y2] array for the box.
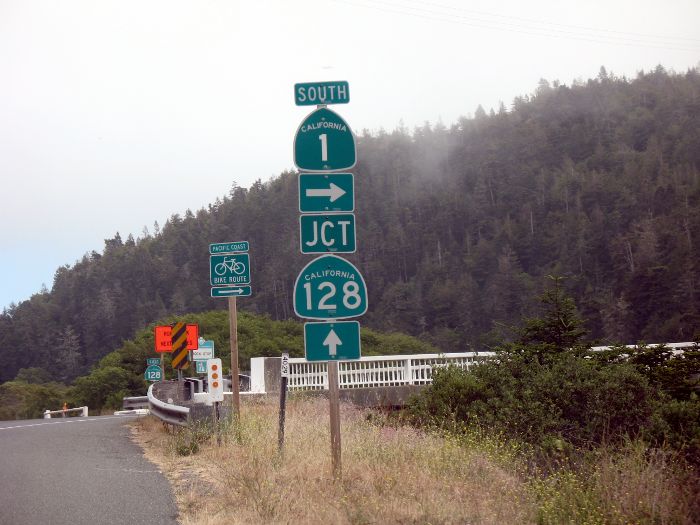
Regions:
[[0, 414, 141, 431]]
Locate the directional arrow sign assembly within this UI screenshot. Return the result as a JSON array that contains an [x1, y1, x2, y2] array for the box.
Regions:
[[304, 321, 361, 361], [299, 213, 356, 254], [294, 107, 356, 172], [210, 285, 252, 298], [293, 254, 368, 320], [299, 173, 354, 212]]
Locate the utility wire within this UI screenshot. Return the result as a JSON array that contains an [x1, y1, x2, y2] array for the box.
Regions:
[[399, 0, 700, 45], [329, 0, 700, 52]]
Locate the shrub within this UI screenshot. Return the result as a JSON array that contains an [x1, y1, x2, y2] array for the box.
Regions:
[[409, 354, 656, 451]]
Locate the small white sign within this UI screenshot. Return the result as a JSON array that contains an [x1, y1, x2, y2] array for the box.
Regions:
[[281, 353, 290, 378], [192, 339, 214, 361]]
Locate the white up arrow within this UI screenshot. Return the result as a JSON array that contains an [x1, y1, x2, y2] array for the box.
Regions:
[[306, 183, 346, 203], [323, 329, 342, 356]]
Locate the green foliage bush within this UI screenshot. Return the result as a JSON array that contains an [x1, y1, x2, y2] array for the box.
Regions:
[[409, 356, 656, 450], [0, 381, 69, 420], [408, 278, 700, 459]]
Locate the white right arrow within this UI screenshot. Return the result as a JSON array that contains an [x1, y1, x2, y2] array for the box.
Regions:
[[306, 183, 346, 203], [323, 329, 342, 357], [218, 288, 243, 295]]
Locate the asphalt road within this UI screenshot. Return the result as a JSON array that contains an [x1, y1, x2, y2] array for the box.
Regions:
[[0, 415, 178, 525]]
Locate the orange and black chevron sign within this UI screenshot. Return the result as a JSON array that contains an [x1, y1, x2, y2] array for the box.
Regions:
[[170, 322, 190, 370]]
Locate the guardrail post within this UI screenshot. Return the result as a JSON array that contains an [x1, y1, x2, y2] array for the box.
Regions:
[[44, 410, 51, 419], [82, 406, 89, 417], [404, 357, 413, 385]]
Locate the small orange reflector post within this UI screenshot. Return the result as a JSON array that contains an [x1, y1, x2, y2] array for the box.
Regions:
[[213, 382, 219, 388], [212, 364, 218, 371], [212, 373, 219, 380]]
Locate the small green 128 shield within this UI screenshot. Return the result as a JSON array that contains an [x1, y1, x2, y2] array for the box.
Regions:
[[294, 107, 356, 172], [144, 365, 162, 382], [293, 254, 367, 320]]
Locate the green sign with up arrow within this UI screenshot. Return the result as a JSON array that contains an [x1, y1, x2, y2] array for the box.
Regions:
[[294, 107, 356, 172], [304, 321, 361, 361], [293, 254, 367, 320]]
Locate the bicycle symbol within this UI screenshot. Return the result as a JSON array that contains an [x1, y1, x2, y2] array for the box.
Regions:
[[214, 256, 246, 276]]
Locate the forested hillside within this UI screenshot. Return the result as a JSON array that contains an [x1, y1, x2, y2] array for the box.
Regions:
[[1, 66, 699, 383]]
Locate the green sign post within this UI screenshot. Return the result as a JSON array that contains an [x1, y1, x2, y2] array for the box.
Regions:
[[294, 108, 356, 172], [299, 213, 356, 254], [304, 321, 361, 361], [144, 365, 162, 382], [210, 253, 251, 286], [299, 173, 354, 212], [293, 254, 367, 320]]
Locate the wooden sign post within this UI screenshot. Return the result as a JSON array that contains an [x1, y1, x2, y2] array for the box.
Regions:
[[228, 296, 241, 418], [327, 361, 342, 479]]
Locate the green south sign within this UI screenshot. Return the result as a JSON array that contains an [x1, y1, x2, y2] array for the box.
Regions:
[[294, 108, 356, 172], [293, 254, 367, 320]]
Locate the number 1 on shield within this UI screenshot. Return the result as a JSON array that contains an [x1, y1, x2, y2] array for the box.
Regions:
[[319, 133, 328, 162]]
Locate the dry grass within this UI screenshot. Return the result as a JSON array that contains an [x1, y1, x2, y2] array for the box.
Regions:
[[531, 442, 700, 525], [131, 399, 699, 525], [132, 397, 534, 525]]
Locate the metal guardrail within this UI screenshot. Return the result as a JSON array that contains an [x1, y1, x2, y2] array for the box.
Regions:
[[147, 384, 190, 426], [122, 396, 149, 410]]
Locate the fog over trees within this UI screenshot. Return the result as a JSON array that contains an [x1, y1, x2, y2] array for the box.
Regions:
[[1, 66, 698, 383]]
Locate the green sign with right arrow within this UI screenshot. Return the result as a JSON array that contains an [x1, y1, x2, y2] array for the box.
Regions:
[[304, 321, 361, 361], [299, 173, 354, 212]]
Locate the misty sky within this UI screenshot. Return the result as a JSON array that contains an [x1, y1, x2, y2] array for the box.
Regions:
[[1, 0, 699, 309]]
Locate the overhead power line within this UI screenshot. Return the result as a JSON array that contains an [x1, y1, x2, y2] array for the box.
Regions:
[[329, 0, 700, 52]]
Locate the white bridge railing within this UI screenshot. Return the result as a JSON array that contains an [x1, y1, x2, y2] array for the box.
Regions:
[[43, 406, 88, 418], [286, 352, 495, 391]]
